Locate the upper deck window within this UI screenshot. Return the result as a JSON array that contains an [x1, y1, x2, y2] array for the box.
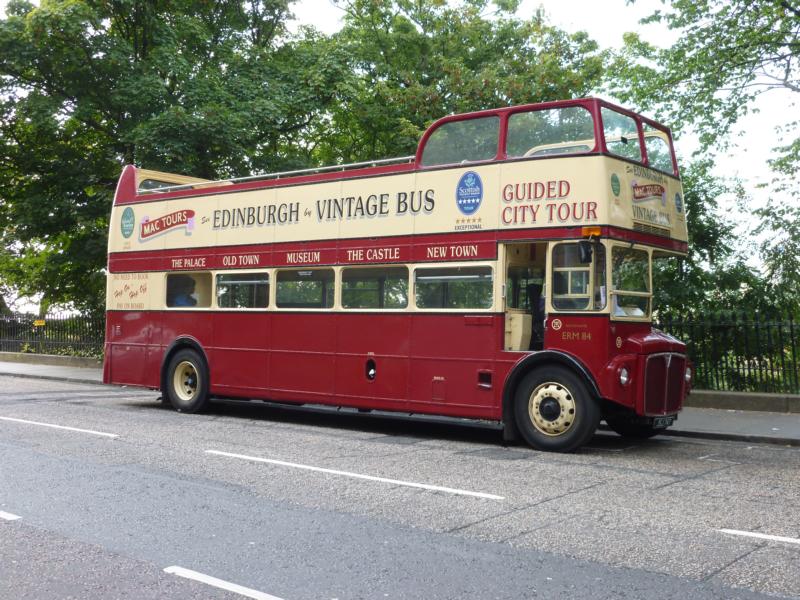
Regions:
[[642, 123, 675, 174], [507, 106, 595, 158], [601, 107, 642, 162], [421, 116, 500, 167]]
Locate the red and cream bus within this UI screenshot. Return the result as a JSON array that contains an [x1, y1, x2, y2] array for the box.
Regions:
[[104, 97, 691, 452]]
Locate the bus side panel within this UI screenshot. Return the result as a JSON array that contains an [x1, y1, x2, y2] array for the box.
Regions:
[[407, 314, 500, 418], [334, 313, 410, 411], [209, 312, 270, 396], [269, 313, 336, 402], [106, 311, 153, 387]]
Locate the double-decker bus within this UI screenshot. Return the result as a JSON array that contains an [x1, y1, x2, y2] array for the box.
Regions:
[[104, 97, 691, 452]]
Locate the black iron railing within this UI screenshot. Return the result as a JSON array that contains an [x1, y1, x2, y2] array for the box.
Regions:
[[656, 313, 800, 395], [0, 314, 104, 358]]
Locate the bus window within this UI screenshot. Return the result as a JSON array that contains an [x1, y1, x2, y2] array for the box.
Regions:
[[507, 106, 595, 158], [551, 243, 605, 311], [276, 269, 334, 309], [642, 124, 674, 174], [601, 107, 642, 162], [611, 246, 651, 318], [166, 273, 211, 308], [342, 267, 408, 309], [216, 272, 269, 309], [414, 266, 493, 309], [421, 116, 500, 166]]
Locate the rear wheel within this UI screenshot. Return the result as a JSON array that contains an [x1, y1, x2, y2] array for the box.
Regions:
[[605, 416, 662, 439], [165, 349, 209, 413], [513, 366, 600, 452]]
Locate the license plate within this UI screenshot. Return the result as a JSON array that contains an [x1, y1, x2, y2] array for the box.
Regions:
[[652, 416, 675, 429]]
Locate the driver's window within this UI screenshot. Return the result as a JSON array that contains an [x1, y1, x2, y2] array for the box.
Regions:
[[551, 242, 606, 311], [552, 244, 591, 310]]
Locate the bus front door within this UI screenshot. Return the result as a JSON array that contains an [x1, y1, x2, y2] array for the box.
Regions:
[[503, 242, 546, 352]]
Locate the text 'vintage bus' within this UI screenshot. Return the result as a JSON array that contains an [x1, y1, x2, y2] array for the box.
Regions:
[[105, 97, 691, 452]]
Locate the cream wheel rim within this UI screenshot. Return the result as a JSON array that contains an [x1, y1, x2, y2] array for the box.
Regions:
[[173, 361, 199, 402], [528, 381, 576, 436]]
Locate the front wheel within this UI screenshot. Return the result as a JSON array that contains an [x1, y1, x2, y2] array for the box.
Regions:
[[165, 349, 209, 413], [513, 366, 600, 452]]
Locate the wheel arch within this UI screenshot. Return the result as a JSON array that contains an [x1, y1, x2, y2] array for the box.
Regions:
[[160, 336, 210, 394], [501, 350, 601, 437]]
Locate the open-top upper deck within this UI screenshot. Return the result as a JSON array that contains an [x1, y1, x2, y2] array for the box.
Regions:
[[109, 98, 687, 257]]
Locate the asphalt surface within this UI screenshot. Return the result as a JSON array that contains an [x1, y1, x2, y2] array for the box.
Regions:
[[1, 376, 799, 599]]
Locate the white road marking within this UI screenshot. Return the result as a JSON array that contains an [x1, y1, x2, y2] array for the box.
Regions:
[[164, 566, 284, 600], [0, 416, 118, 438], [697, 454, 739, 464], [206, 449, 505, 500], [719, 529, 800, 546], [0, 511, 21, 521]]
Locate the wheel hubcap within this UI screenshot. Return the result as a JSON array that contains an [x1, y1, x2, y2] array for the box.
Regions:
[[528, 382, 576, 436], [173, 361, 198, 402]]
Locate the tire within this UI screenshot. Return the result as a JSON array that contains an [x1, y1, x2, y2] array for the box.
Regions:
[[164, 348, 209, 413], [513, 366, 600, 452], [605, 416, 662, 439]]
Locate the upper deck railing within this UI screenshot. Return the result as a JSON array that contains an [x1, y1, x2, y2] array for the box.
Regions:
[[139, 155, 416, 195]]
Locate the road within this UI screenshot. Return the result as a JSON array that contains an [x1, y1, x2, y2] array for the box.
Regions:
[[1, 375, 798, 599]]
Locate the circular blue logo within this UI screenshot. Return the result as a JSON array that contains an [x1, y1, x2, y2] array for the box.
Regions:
[[456, 171, 483, 216], [120, 206, 135, 239], [675, 193, 683, 213]]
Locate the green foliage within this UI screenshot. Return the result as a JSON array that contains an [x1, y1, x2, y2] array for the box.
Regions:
[[754, 202, 800, 316], [652, 160, 767, 316], [311, 0, 607, 162], [612, 0, 800, 183], [615, 0, 800, 319], [0, 0, 352, 315], [0, 0, 612, 314]]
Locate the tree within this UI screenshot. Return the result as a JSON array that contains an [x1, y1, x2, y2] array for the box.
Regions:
[[754, 202, 800, 317], [611, 0, 800, 318], [308, 0, 608, 163], [0, 0, 351, 315], [611, 0, 800, 181], [652, 159, 767, 316]]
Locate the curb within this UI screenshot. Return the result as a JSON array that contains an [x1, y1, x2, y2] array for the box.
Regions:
[[686, 390, 800, 414], [0, 351, 101, 369], [656, 428, 800, 448], [0, 370, 105, 387]]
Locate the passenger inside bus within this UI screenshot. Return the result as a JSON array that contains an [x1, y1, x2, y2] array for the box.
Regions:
[[167, 274, 198, 307]]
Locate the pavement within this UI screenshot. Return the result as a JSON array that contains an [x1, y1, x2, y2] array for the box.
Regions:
[[1, 359, 799, 447]]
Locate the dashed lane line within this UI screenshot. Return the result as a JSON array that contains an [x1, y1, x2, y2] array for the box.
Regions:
[[0, 416, 118, 438], [719, 528, 800, 546], [206, 449, 505, 500], [0, 511, 21, 521], [164, 566, 284, 600]]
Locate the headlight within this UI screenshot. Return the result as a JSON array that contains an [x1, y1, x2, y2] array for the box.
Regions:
[[619, 367, 630, 386], [685, 367, 692, 384]]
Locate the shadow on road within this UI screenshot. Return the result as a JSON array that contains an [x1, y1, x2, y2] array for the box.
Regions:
[[123, 395, 655, 455]]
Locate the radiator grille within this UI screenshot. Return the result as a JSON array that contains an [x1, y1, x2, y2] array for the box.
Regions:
[[644, 353, 686, 415], [633, 222, 671, 237]]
